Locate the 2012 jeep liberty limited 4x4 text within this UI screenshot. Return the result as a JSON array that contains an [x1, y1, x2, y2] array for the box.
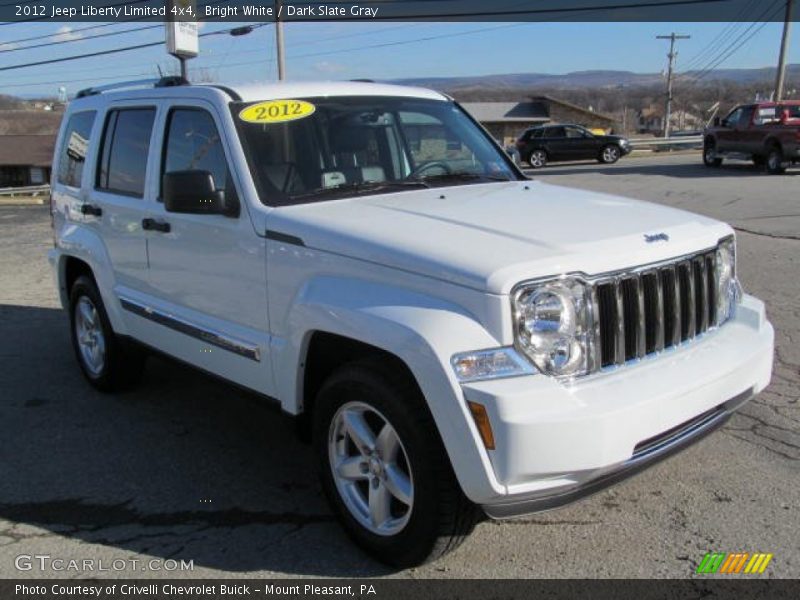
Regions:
[[49, 79, 774, 567]]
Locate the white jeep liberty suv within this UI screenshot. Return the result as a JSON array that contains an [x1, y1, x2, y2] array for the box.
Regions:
[[49, 78, 774, 567]]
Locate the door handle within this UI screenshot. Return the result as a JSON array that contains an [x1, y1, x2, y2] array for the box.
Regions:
[[142, 218, 171, 233], [79, 204, 102, 217]]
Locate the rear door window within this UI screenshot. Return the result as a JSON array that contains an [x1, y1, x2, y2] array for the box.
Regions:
[[565, 126, 586, 138], [96, 108, 156, 197], [57, 111, 96, 188]]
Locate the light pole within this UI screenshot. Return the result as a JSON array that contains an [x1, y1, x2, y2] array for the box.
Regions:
[[276, 0, 286, 80], [775, 0, 794, 101], [657, 33, 690, 138]]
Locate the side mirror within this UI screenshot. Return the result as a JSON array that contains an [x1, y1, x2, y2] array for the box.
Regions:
[[713, 117, 721, 127], [163, 170, 239, 217]]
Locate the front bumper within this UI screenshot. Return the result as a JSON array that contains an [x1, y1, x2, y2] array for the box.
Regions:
[[459, 294, 773, 517]]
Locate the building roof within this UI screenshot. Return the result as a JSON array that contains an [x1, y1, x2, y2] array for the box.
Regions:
[[461, 101, 550, 123], [531, 95, 616, 124], [0, 134, 57, 167], [0, 109, 62, 135]]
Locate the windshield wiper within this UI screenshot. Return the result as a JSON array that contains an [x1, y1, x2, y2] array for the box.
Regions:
[[290, 180, 429, 201], [418, 172, 512, 184]]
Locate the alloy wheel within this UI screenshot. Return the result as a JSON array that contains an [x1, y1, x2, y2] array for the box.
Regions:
[[529, 151, 546, 168], [74, 296, 106, 377], [328, 401, 414, 536], [603, 146, 619, 163]]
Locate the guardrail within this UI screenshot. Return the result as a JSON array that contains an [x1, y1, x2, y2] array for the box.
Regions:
[[629, 136, 703, 149], [0, 184, 50, 197]]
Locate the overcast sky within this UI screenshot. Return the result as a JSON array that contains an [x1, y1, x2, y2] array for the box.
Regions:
[[1, 20, 798, 97]]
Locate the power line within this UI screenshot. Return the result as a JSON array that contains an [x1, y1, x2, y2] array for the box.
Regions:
[[5, 22, 529, 87], [0, 1, 728, 81], [0, 0, 232, 46], [284, 23, 527, 60], [678, 0, 760, 72], [1, 22, 122, 46], [0, 0, 156, 26], [675, 0, 780, 81], [0, 25, 161, 54], [3, 22, 419, 83], [680, 0, 785, 84], [308, 0, 726, 21], [0, 22, 268, 72]]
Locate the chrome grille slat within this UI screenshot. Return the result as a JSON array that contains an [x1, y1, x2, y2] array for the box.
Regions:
[[588, 285, 602, 373], [614, 279, 626, 366], [679, 261, 696, 340], [594, 246, 718, 372], [634, 275, 646, 359], [695, 256, 709, 333], [670, 265, 681, 345], [706, 252, 717, 327], [653, 270, 665, 352]]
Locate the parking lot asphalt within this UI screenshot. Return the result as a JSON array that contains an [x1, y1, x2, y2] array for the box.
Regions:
[[0, 153, 797, 579]]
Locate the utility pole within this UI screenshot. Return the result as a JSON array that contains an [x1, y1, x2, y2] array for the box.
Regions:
[[657, 33, 690, 138], [275, 0, 286, 80], [775, 0, 794, 101]]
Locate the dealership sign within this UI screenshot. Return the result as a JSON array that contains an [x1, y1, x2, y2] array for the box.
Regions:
[[165, 0, 198, 58]]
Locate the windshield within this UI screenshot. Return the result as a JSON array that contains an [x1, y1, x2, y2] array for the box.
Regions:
[[231, 96, 520, 206]]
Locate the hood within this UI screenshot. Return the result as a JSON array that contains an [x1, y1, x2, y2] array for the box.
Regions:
[[265, 181, 732, 295], [599, 134, 628, 144]]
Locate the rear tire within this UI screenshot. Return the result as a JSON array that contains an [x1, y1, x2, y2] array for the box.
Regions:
[[69, 275, 145, 392], [703, 142, 722, 167], [527, 149, 547, 169], [766, 145, 786, 174], [313, 359, 478, 567], [752, 155, 766, 167]]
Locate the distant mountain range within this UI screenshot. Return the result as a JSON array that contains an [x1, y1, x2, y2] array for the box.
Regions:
[[393, 64, 800, 91]]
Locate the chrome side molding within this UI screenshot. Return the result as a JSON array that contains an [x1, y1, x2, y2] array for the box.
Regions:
[[119, 296, 261, 362]]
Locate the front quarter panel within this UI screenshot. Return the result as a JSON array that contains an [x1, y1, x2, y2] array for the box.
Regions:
[[267, 246, 509, 501]]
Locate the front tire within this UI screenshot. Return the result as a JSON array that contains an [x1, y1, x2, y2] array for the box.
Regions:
[[703, 142, 723, 167], [313, 359, 478, 567], [527, 149, 547, 169], [766, 145, 786, 174], [69, 275, 145, 392], [599, 144, 621, 164]]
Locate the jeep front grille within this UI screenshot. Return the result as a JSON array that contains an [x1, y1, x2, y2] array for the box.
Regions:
[[592, 249, 718, 370]]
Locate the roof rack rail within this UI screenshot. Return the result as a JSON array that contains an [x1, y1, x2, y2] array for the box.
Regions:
[[76, 76, 189, 99], [350, 78, 375, 83]]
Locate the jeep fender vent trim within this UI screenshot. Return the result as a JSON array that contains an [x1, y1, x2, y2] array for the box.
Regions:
[[266, 230, 306, 247]]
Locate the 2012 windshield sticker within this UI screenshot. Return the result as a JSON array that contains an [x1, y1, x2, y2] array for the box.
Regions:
[[238, 100, 316, 124]]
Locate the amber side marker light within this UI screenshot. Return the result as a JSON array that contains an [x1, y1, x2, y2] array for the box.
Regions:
[[467, 401, 496, 450]]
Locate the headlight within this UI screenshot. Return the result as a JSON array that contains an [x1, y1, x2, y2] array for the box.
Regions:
[[513, 278, 591, 378], [715, 237, 741, 325]]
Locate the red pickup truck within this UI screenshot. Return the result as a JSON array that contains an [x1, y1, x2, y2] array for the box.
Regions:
[[703, 100, 800, 174]]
